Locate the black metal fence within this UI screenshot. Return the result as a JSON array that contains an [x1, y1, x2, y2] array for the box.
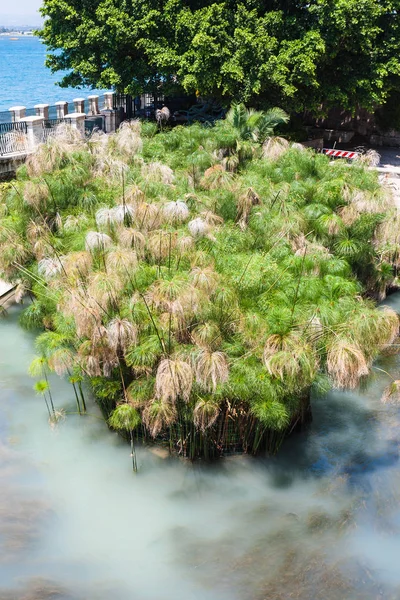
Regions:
[[113, 93, 164, 121], [0, 92, 169, 127], [0, 95, 111, 155], [43, 118, 70, 127], [113, 94, 134, 120], [0, 122, 28, 156], [42, 118, 73, 142], [0, 92, 192, 157]]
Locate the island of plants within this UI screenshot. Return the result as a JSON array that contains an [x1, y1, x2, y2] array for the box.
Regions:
[[0, 105, 399, 460]]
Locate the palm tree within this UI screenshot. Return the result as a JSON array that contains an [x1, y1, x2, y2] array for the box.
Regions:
[[224, 103, 289, 144]]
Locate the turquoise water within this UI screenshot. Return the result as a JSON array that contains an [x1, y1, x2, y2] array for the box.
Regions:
[[2, 296, 400, 598], [0, 36, 106, 111]]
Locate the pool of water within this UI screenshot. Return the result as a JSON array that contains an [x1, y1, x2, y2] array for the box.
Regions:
[[1, 296, 400, 599]]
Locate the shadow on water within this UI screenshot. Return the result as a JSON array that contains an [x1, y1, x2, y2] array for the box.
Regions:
[[2, 300, 400, 598]]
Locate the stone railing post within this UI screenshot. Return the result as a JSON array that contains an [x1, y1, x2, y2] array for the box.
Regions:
[[88, 95, 100, 116], [68, 112, 86, 137], [55, 101, 68, 119], [34, 104, 50, 120], [103, 92, 115, 110], [9, 106, 26, 122], [24, 116, 45, 151], [101, 109, 117, 134], [73, 98, 85, 114], [101, 91, 117, 133]]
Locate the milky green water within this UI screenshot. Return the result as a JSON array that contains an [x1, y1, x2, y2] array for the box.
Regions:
[[2, 298, 400, 599]]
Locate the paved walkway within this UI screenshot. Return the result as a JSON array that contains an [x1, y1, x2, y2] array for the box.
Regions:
[[0, 280, 15, 310], [376, 148, 400, 209], [0, 280, 13, 296], [379, 148, 400, 169]]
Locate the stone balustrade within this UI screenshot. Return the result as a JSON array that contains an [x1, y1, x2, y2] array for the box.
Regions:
[[7, 91, 117, 142], [1, 92, 119, 178], [1, 92, 120, 178], [24, 116, 46, 150], [68, 113, 86, 136], [88, 95, 100, 115], [55, 101, 69, 119], [73, 98, 85, 114], [104, 92, 114, 110], [9, 106, 26, 121], [34, 104, 50, 120]]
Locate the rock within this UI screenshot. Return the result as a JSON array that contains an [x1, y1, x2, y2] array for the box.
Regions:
[[148, 446, 170, 459]]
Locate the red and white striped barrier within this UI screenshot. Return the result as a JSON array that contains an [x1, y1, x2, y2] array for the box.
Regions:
[[323, 148, 359, 160]]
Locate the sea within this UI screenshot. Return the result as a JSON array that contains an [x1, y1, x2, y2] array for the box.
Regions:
[[0, 35, 108, 112]]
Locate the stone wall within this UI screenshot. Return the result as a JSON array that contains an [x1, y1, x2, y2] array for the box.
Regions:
[[304, 106, 400, 148], [0, 153, 26, 179]]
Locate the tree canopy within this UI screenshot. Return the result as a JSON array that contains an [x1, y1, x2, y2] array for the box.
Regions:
[[40, 0, 400, 112]]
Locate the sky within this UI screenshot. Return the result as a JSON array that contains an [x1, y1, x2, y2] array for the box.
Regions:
[[0, 0, 43, 26]]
